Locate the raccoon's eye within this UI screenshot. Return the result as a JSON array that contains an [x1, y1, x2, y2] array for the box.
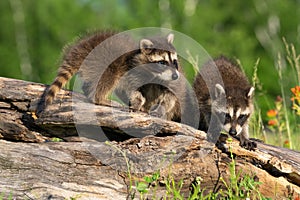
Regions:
[[173, 60, 178, 69], [157, 60, 168, 66], [225, 113, 231, 123], [237, 114, 249, 124]]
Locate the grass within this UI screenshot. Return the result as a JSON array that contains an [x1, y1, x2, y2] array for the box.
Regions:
[[0, 192, 13, 200], [218, 145, 267, 200], [105, 141, 134, 199], [131, 149, 268, 200], [250, 38, 300, 150], [104, 141, 268, 200]]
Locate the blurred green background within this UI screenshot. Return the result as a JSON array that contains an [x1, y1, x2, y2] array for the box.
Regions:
[[1, 0, 300, 123]]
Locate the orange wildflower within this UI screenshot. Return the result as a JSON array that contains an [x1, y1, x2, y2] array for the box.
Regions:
[[284, 140, 290, 146], [267, 109, 277, 118], [268, 119, 278, 126], [291, 85, 300, 96], [284, 140, 289, 145], [294, 196, 300, 200], [291, 86, 300, 102]]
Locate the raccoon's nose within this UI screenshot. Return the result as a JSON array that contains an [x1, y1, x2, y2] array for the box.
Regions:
[[229, 128, 237, 135], [172, 72, 178, 80]]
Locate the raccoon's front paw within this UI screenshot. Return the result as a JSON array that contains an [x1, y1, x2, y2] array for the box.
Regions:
[[150, 110, 163, 118], [216, 134, 229, 152], [240, 139, 257, 151], [149, 104, 166, 119], [130, 91, 146, 111]]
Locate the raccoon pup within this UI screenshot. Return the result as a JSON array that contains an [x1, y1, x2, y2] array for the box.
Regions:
[[37, 31, 183, 122], [193, 56, 256, 150]]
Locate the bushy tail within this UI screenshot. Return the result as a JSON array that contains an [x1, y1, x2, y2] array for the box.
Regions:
[[37, 62, 76, 114], [36, 30, 119, 114]]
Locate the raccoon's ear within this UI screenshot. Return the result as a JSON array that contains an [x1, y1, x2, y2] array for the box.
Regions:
[[215, 84, 226, 99], [140, 39, 153, 54], [167, 33, 174, 44], [247, 87, 255, 98]]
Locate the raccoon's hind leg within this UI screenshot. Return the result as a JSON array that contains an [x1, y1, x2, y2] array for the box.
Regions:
[[90, 66, 127, 107]]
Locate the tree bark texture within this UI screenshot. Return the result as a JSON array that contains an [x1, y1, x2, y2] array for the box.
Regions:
[[0, 77, 300, 199]]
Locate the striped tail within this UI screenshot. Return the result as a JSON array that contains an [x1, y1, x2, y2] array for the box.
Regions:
[[37, 63, 76, 114]]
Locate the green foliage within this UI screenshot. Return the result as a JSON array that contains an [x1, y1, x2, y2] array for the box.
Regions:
[[65, 194, 81, 200], [50, 137, 64, 142], [131, 148, 266, 200], [164, 176, 184, 199], [256, 39, 300, 149], [105, 141, 136, 199], [218, 147, 265, 200], [0, 192, 13, 200], [1, 0, 299, 146], [1, 0, 299, 87], [135, 171, 160, 198]]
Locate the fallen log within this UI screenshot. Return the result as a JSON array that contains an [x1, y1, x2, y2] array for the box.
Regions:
[[0, 77, 205, 142], [0, 76, 300, 199]]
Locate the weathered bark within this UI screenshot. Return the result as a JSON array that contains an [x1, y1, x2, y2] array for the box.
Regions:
[[0, 77, 300, 199], [0, 77, 205, 142]]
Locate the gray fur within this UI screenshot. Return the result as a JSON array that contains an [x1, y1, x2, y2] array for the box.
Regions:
[[193, 56, 256, 150], [39, 31, 185, 122]]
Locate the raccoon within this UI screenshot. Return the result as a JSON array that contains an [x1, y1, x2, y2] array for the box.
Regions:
[[193, 56, 256, 150], [37, 31, 183, 122]]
